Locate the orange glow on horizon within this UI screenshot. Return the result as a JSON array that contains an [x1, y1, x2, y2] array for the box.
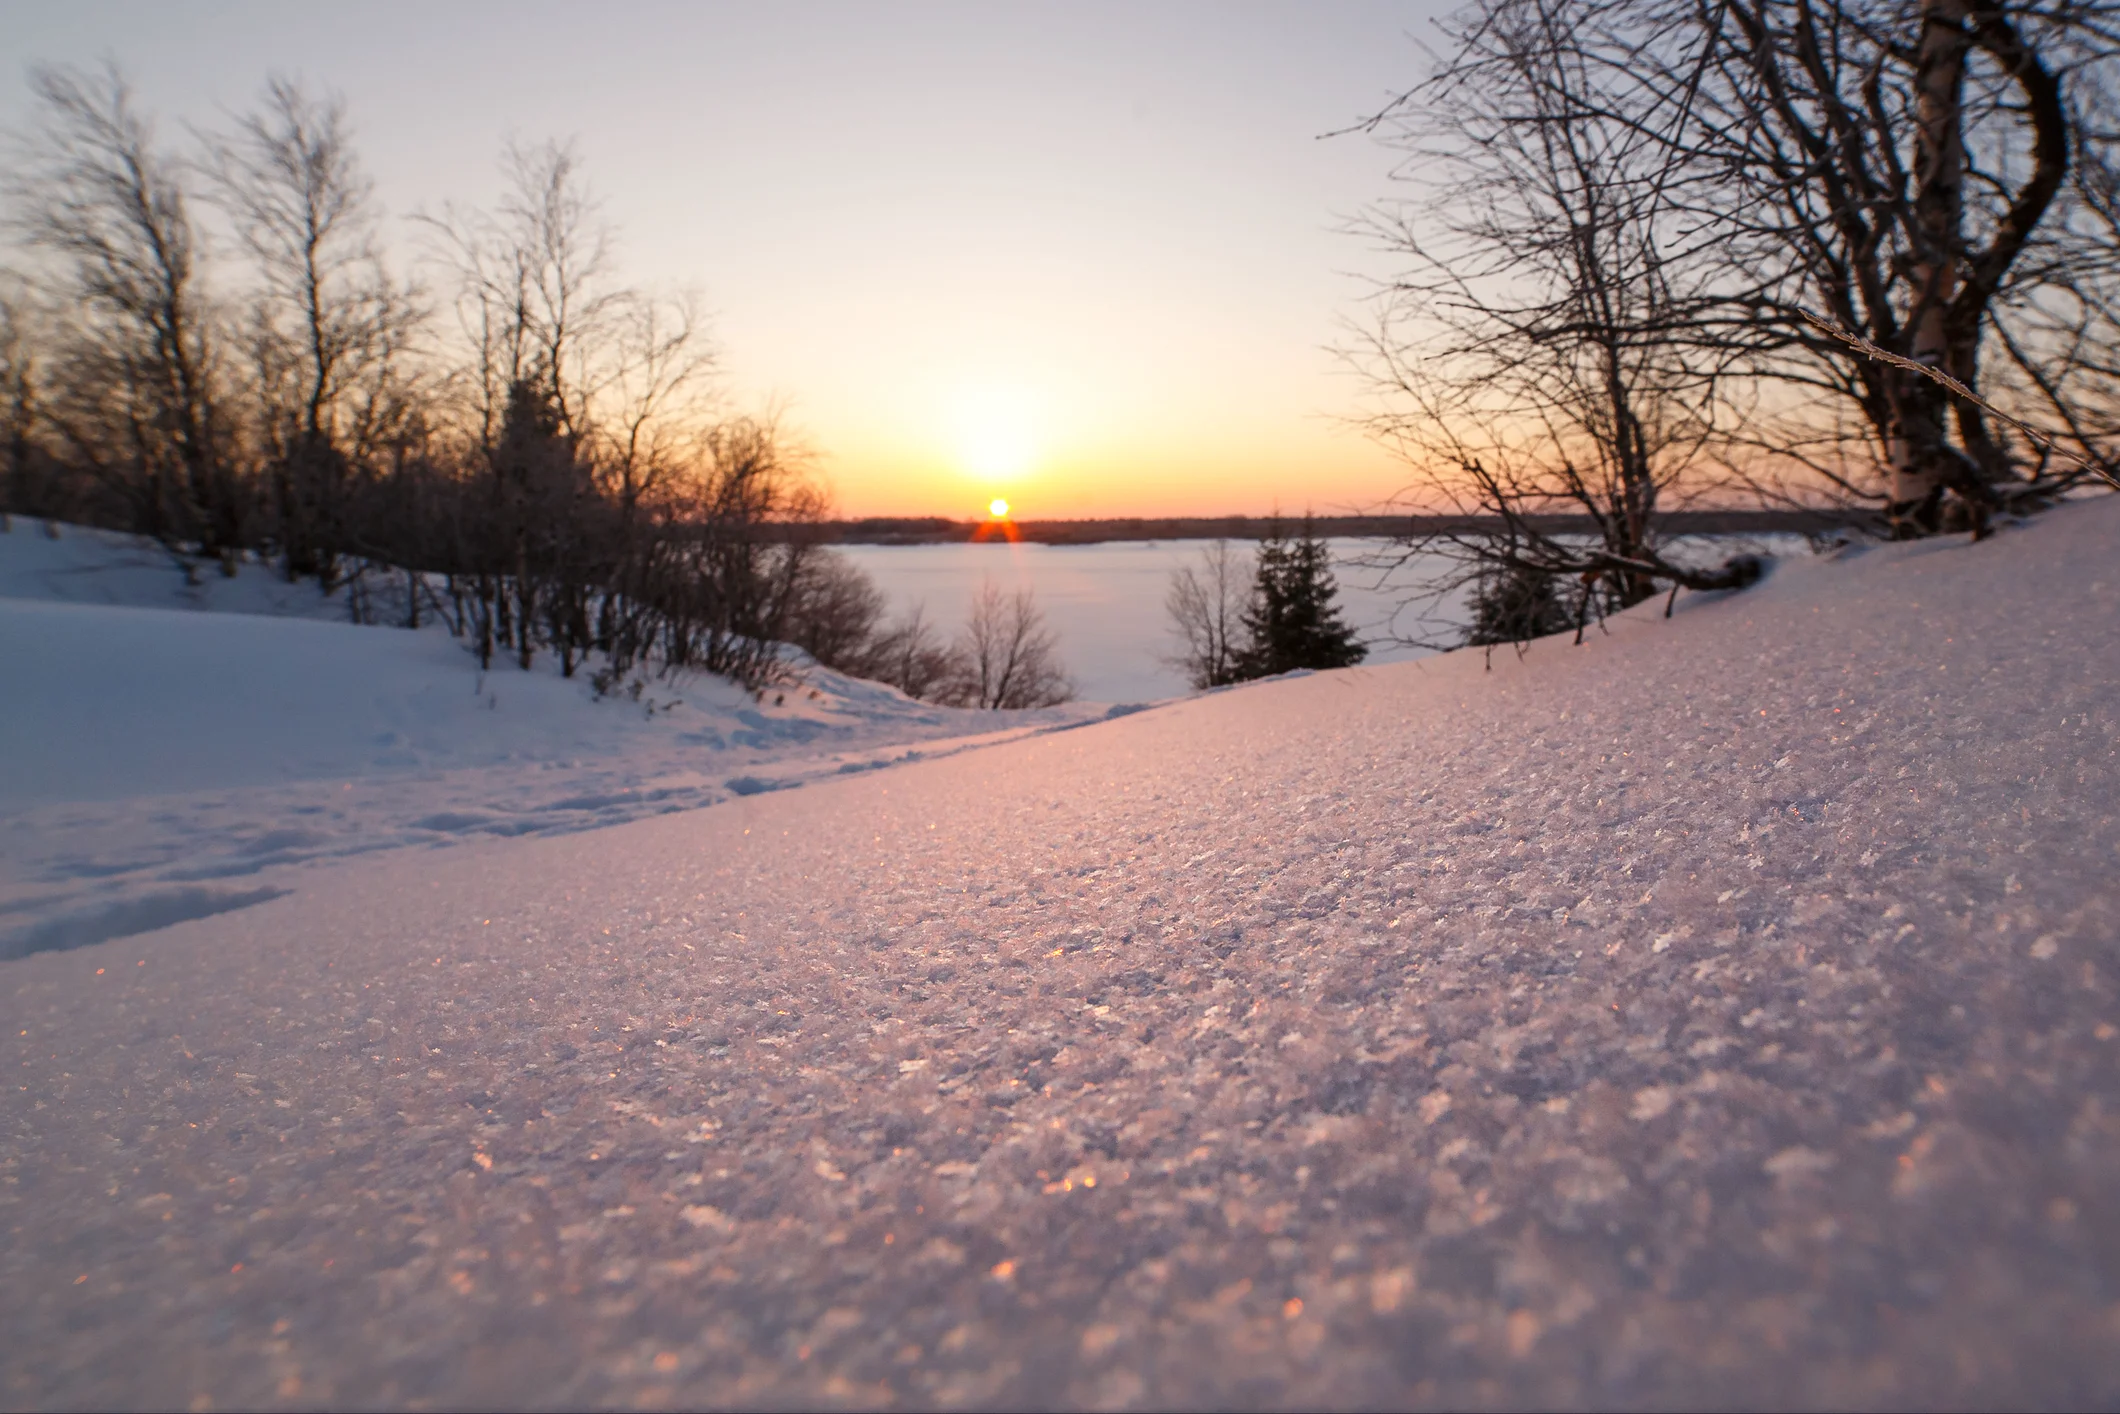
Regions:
[[801, 353, 1415, 520], [970, 508, 1021, 543], [816, 424, 1414, 520]]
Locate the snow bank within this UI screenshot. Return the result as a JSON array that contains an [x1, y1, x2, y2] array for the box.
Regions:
[[4, 501, 2118, 1407], [0, 520, 352, 619], [0, 523, 1130, 956]]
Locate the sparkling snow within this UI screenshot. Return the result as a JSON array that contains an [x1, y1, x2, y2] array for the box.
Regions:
[[3, 501, 2118, 1407]]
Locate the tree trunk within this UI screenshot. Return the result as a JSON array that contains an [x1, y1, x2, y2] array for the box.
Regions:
[[1889, 0, 1973, 527], [515, 531, 534, 672]]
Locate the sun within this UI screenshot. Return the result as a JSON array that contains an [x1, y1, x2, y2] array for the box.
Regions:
[[948, 385, 1040, 486], [988, 497, 1010, 519]]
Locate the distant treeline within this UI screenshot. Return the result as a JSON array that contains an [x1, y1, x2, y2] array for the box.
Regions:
[[805, 510, 1866, 546]]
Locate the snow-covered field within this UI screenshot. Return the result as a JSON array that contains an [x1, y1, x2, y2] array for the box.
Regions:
[[0, 526, 1128, 959], [4, 501, 2118, 1408]]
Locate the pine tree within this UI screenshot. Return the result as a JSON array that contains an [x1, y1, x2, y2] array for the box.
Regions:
[[1236, 515, 1367, 676], [1464, 562, 1574, 647]]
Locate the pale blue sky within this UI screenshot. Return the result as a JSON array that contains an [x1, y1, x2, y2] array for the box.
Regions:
[[0, 1, 1455, 517]]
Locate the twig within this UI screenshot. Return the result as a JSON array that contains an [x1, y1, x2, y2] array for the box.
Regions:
[[1800, 311, 2120, 492]]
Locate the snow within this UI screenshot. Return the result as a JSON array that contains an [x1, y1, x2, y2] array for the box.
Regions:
[[4, 500, 2119, 1406], [0, 524, 1125, 958], [840, 534, 1815, 700], [0, 521, 354, 619], [840, 539, 1448, 701]]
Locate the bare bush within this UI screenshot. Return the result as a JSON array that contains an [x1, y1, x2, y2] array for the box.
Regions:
[[1165, 538, 1254, 689], [864, 601, 956, 701], [783, 548, 888, 673], [938, 578, 1074, 710]]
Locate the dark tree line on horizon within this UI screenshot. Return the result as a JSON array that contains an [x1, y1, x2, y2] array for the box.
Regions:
[[0, 65, 1072, 709]]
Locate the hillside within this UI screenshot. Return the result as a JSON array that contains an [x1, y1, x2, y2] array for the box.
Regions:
[[0, 525, 1123, 960], [4, 499, 2118, 1407]]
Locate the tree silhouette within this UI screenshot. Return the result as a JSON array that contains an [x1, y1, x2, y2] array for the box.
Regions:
[[1464, 562, 1573, 648], [1237, 517, 1366, 676]]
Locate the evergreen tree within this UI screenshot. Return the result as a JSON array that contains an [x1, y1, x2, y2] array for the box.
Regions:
[[1464, 561, 1575, 647], [1236, 515, 1367, 676]]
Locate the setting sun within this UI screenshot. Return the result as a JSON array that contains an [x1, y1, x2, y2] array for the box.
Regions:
[[948, 384, 1040, 487], [988, 498, 1010, 519]]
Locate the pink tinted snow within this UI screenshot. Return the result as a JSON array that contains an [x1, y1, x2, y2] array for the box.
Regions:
[[0, 526, 1110, 953], [4, 498, 2119, 1407]]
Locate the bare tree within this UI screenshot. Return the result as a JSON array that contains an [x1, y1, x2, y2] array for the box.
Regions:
[[415, 138, 727, 679], [594, 289, 717, 526], [1353, 0, 1763, 645], [1165, 538, 1255, 689], [865, 600, 956, 701], [0, 79, 865, 705], [1635, 0, 2118, 532], [1974, 64, 2120, 483], [421, 140, 631, 448], [1357, 0, 2117, 627], [940, 578, 1074, 710], [5, 63, 238, 555], [209, 75, 424, 583]]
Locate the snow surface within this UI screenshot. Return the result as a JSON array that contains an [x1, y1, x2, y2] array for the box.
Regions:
[[0, 524, 1130, 958], [4, 501, 2119, 1407], [840, 533, 1814, 701], [840, 538, 1449, 701]]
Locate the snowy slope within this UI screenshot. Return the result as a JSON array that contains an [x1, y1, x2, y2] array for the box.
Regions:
[[4, 500, 2119, 1407], [0, 521, 355, 619], [0, 524, 1133, 957]]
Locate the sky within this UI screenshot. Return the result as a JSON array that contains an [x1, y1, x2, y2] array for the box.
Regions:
[[0, 1, 1458, 520]]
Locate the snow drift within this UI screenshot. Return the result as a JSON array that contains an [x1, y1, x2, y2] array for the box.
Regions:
[[0, 524, 1128, 957], [3, 500, 2118, 1408]]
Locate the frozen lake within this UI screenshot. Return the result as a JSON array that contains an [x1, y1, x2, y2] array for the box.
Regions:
[[839, 539, 1442, 703], [839, 536, 1812, 703]]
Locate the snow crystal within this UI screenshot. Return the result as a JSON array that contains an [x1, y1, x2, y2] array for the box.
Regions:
[[4, 500, 2120, 1406]]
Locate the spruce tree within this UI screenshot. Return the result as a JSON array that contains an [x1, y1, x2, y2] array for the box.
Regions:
[[1236, 515, 1367, 676], [1464, 562, 1574, 647]]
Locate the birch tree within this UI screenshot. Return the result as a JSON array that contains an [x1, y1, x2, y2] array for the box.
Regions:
[[7, 64, 237, 555], [211, 76, 423, 583]]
